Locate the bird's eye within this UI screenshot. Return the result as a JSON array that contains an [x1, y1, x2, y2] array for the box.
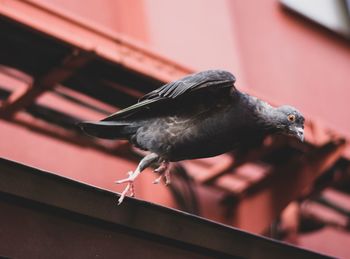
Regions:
[[287, 114, 296, 122]]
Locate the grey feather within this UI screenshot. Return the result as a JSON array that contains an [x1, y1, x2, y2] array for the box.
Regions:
[[102, 70, 236, 121], [79, 69, 304, 162]]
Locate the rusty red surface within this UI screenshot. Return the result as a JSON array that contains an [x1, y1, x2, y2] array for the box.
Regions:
[[0, 0, 349, 258]]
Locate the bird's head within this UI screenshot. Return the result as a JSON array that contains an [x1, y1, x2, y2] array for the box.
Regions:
[[274, 105, 305, 142]]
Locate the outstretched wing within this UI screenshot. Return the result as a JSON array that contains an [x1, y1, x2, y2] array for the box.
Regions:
[[102, 70, 236, 121]]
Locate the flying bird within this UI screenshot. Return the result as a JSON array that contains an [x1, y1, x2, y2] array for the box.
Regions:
[[79, 70, 305, 204]]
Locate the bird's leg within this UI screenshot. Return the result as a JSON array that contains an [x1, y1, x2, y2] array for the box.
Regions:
[[118, 171, 133, 203], [153, 161, 171, 185], [165, 167, 171, 185], [116, 153, 159, 205]]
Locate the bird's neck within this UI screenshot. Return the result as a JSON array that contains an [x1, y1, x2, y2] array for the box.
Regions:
[[239, 92, 280, 133]]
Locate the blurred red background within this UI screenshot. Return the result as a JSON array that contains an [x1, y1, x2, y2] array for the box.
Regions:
[[0, 0, 349, 258]]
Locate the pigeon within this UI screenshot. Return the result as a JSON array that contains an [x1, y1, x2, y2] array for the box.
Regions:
[[78, 70, 305, 204]]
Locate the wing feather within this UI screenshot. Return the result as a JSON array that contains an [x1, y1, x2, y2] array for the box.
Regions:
[[102, 70, 235, 121]]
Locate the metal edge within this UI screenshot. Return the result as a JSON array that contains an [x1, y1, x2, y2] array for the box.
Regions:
[[0, 157, 333, 259]]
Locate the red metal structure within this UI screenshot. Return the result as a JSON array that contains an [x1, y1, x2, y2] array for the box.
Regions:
[[0, 0, 349, 258]]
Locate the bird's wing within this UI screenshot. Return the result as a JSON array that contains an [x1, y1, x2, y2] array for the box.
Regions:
[[139, 70, 236, 101], [102, 70, 236, 121]]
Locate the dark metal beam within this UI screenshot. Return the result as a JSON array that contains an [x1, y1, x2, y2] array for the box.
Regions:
[[0, 49, 94, 119], [11, 113, 134, 161], [0, 157, 331, 259], [0, 0, 191, 83]]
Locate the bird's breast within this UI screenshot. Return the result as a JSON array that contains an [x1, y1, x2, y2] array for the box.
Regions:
[[133, 103, 257, 161]]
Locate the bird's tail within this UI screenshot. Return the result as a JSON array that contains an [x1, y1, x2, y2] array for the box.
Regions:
[[77, 121, 136, 140]]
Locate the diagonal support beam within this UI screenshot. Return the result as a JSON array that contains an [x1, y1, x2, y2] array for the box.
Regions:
[[199, 136, 289, 185], [0, 49, 95, 119], [231, 139, 347, 233]]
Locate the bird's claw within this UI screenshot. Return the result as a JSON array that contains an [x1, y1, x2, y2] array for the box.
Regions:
[[154, 164, 166, 174], [115, 171, 134, 184], [165, 170, 171, 185], [116, 171, 135, 205], [153, 175, 163, 184], [116, 161, 171, 205], [153, 162, 171, 185], [154, 167, 161, 173]]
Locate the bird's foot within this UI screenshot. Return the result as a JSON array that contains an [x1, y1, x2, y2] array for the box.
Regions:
[[165, 169, 171, 185], [116, 171, 136, 205], [154, 162, 167, 173], [152, 174, 163, 184], [153, 161, 171, 185], [115, 153, 160, 205]]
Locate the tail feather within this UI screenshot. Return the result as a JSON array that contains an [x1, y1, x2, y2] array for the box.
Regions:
[[78, 121, 135, 139]]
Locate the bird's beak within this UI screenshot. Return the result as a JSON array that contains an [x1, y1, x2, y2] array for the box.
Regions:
[[289, 126, 304, 142]]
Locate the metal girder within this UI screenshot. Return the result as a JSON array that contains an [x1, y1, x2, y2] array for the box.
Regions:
[[0, 157, 331, 259], [0, 0, 191, 83], [231, 139, 347, 233], [0, 49, 94, 119], [11, 112, 134, 161]]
